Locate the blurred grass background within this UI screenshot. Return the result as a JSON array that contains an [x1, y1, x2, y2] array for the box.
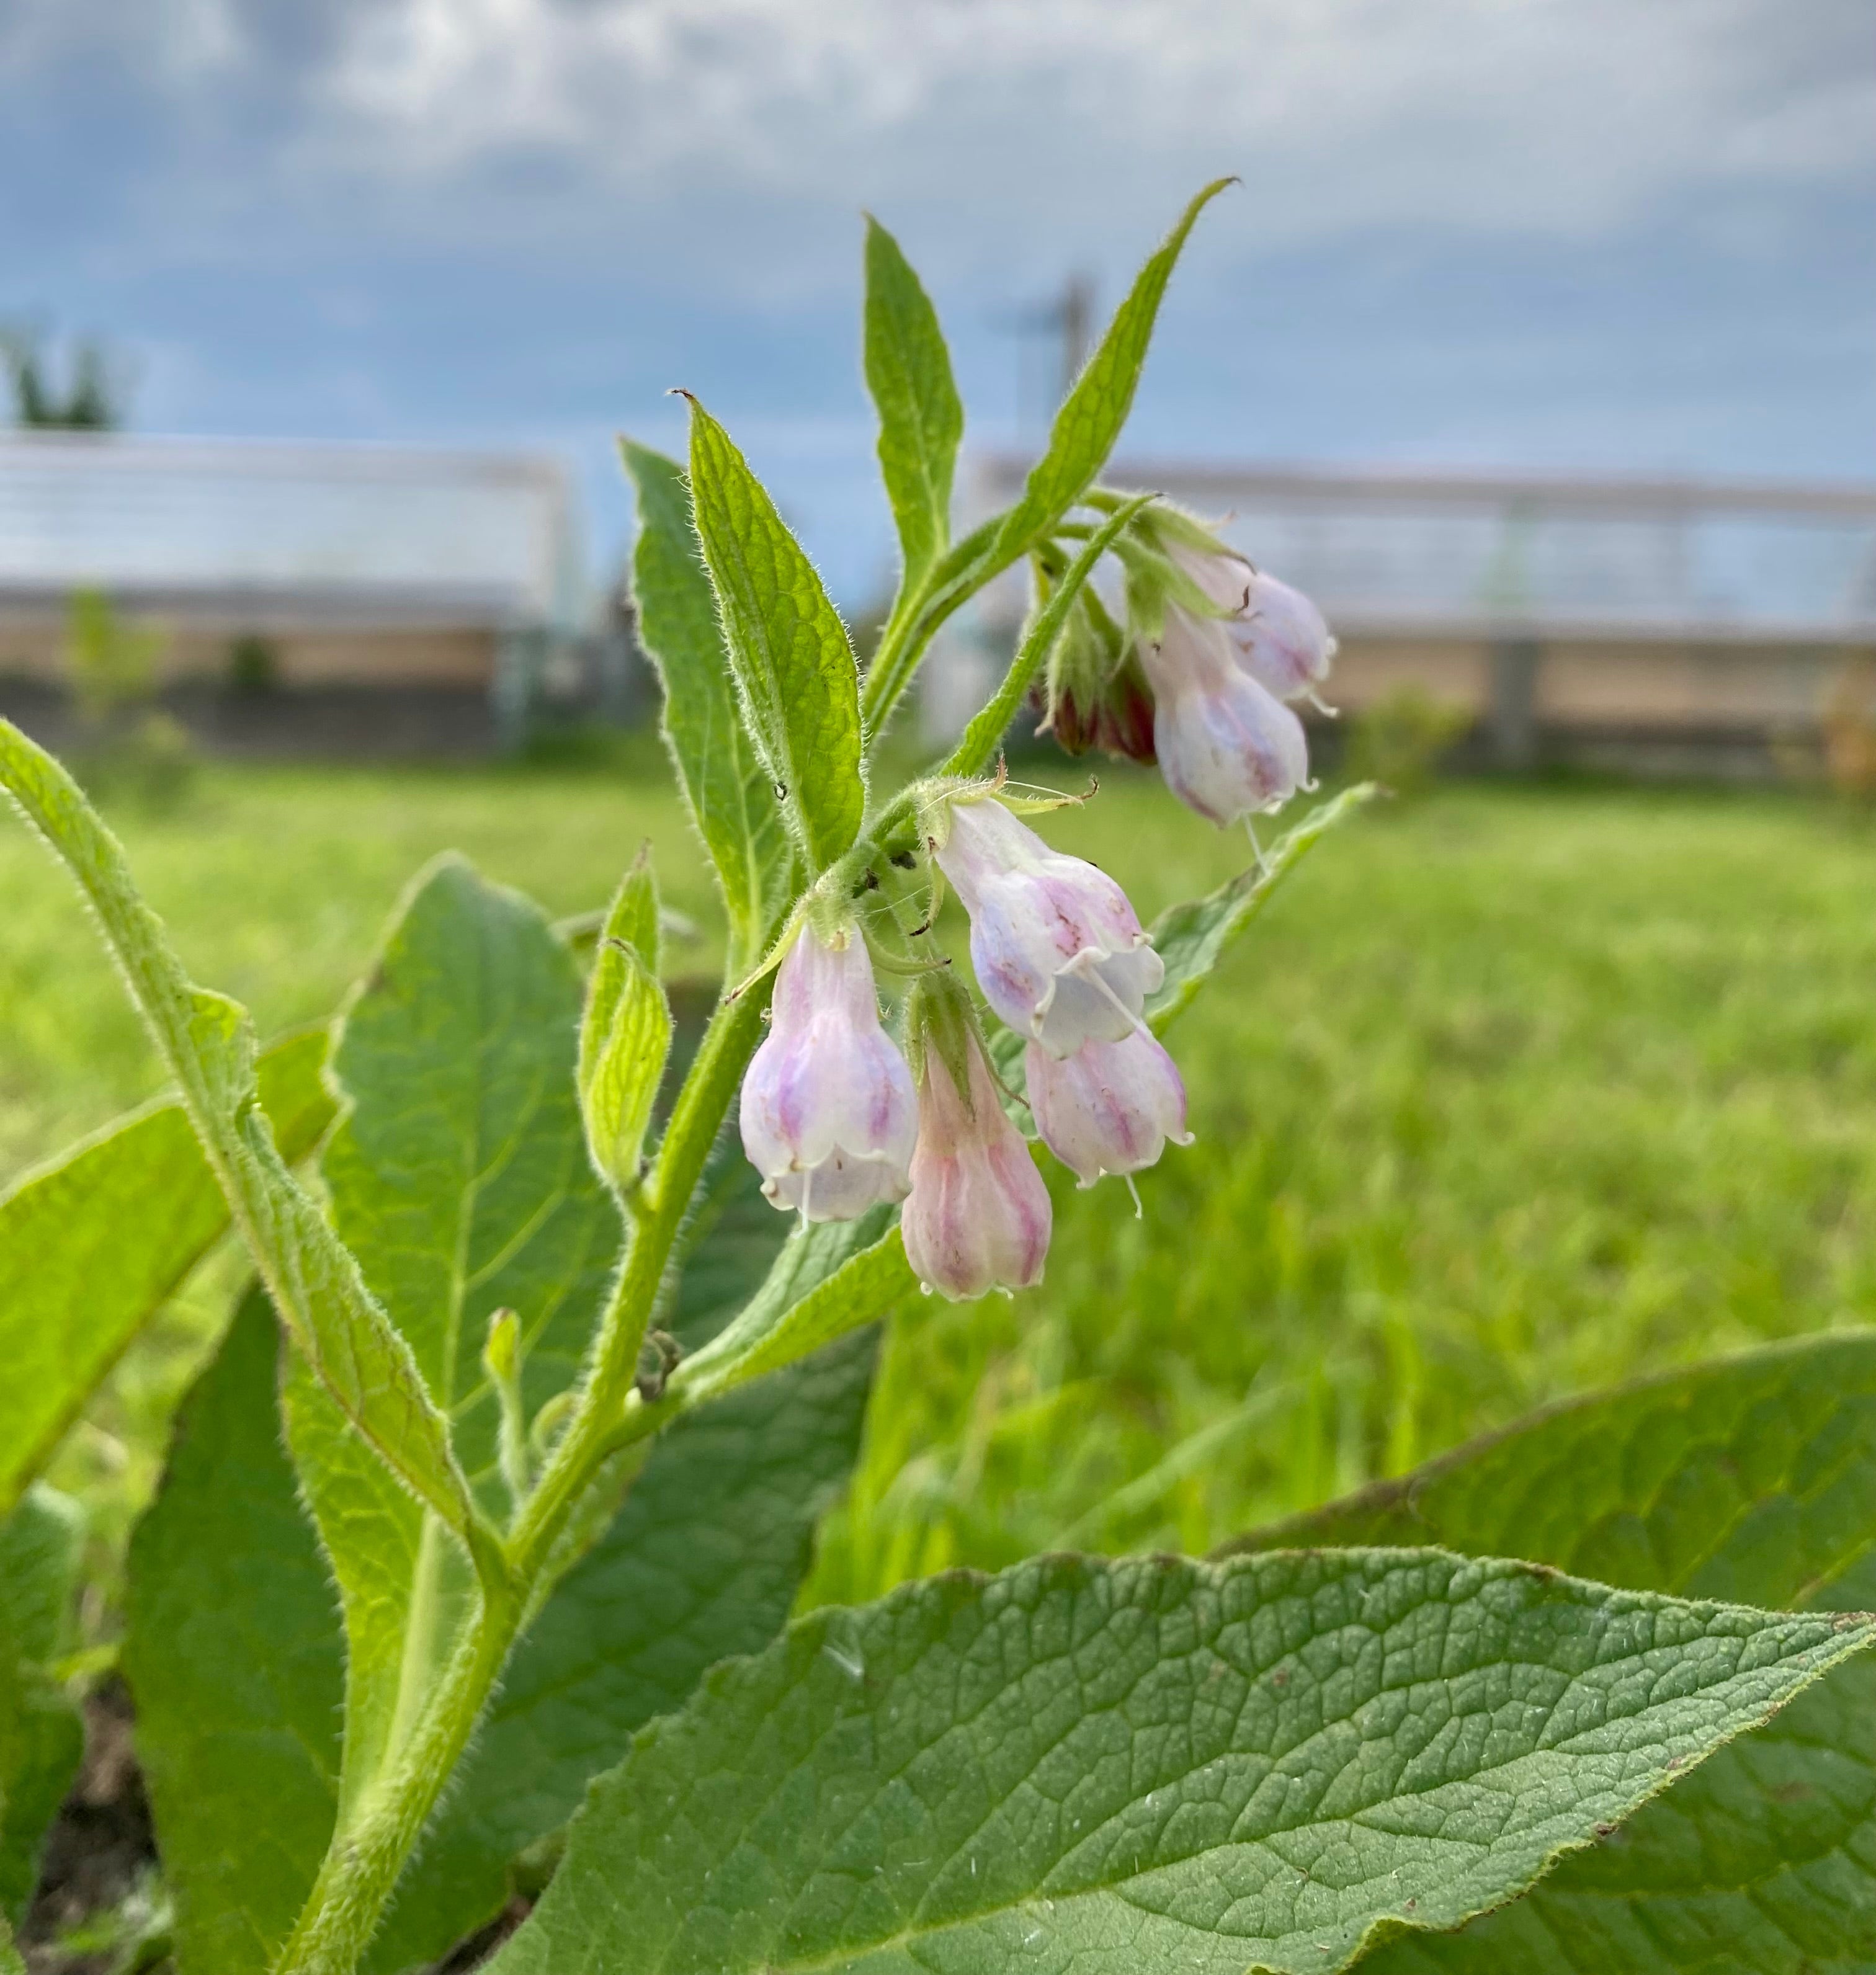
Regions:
[[5, 752, 1875, 1626]]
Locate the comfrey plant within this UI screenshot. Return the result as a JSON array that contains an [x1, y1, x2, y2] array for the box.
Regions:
[[2, 184, 1875, 1975]]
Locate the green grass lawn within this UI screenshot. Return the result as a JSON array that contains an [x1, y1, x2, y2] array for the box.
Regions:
[[6, 753, 1876, 1620]]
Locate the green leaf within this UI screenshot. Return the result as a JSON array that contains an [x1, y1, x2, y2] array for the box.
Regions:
[[297, 857, 621, 1818], [0, 1912, 24, 1975], [122, 1288, 344, 1975], [622, 440, 790, 969], [579, 850, 673, 1194], [0, 1027, 334, 1517], [0, 721, 485, 1561], [1227, 1332, 1876, 1975], [988, 179, 1234, 571], [1145, 783, 1378, 1031], [0, 1487, 85, 1921], [864, 216, 963, 600], [487, 1550, 1874, 1975], [860, 182, 1232, 738], [682, 398, 865, 873]]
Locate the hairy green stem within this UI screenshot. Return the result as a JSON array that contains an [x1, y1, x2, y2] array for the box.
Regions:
[[274, 979, 772, 1974], [272, 1592, 516, 1975]]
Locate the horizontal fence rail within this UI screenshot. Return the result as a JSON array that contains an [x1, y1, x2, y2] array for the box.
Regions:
[[971, 455, 1876, 646], [0, 431, 583, 631]]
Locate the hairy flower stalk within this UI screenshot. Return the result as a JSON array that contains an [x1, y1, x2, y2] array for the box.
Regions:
[[739, 921, 918, 1220], [901, 976, 1052, 1300], [933, 796, 1163, 1057], [1025, 1028, 1192, 1188], [1138, 604, 1311, 827]]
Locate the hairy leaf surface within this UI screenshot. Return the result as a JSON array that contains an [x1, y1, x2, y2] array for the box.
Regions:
[[295, 858, 620, 1819], [683, 401, 864, 873], [1229, 1332, 1876, 1975], [0, 1487, 84, 1919], [0, 721, 480, 1551], [122, 1289, 344, 1975], [488, 1549, 1873, 1975], [0, 1028, 333, 1515], [864, 216, 963, 598], [622, 440, 789, 966]]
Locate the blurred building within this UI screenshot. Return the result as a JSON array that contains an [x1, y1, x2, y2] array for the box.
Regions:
[[0, 430, 630, 756], [935, 456, 1876, 778]]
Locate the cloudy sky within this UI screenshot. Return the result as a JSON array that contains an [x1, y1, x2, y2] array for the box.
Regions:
[[2, 0, 1871, 599]]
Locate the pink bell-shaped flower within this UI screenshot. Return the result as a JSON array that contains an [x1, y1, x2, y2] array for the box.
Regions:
[[1025, 1028, 1192, 1187], [1139, 604, 1310, 827], [1168, 544, 1338, 703], [933, 796, 1163, 1060], [739, 922, 918, 1221], [901, 997, 1052, 1301]]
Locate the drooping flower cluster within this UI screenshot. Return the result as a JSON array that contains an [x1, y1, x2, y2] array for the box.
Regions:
[[738, 796, 1192, 1301], [1042, 504, 1338, 832]]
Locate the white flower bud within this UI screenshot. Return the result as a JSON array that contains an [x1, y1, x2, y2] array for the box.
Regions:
[[901, 1022, 1052, 1301], [933, 798, 1163, 1061], [738, 923, 918, 1221], [1140, 605, 1310, 826], [1025, 1029, 1192, 1187], [1168, 545, 1338, 702]]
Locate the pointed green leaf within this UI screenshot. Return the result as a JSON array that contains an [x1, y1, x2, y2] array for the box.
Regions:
[[1228, 1332, 1876, 1975], [682, 399, 864, 873], [991, 179, 1234, 567], [0, 721, 484, 1559], [864, 215, 963, 599], [488, 1549, 1874, 1975], [860, 181, 1231, 734], [0, 1028, 334, 1517], [622, 440, 790, 968], [579, 850, 672, 1194], [1145, 783, 1378, 1030], [0, 1487, 85, 1920], [122, 1288, 344, 1975], [297, 858, 620, 1820]]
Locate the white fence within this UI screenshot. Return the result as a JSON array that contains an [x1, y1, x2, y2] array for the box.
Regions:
[[0, 431, 584, 631]]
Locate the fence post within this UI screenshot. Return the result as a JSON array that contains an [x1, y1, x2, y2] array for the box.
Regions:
[[1488, 638, 1543, 770]]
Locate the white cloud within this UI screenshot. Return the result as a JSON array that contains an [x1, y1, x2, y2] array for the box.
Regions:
[[303, 0, 1874, 252]]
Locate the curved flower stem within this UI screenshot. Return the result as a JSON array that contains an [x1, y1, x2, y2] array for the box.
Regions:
[[272, 979, 774, 1975]]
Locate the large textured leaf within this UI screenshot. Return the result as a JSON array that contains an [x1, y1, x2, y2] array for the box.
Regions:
[[487, 1549, 1874, 1975], [0, 1027, 333, 1516], [1227, 1332, 1876, 1975], [0, 1487, 84, 1920], [122, 1288, 344, 1975], [683, 399, 864, 873], [125, 1170, 883, 1973], [864, 216, 963, 599], [0, 721, 483, 1555], [291, 858, 619, 1820], [622, 440, 789, 969]]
